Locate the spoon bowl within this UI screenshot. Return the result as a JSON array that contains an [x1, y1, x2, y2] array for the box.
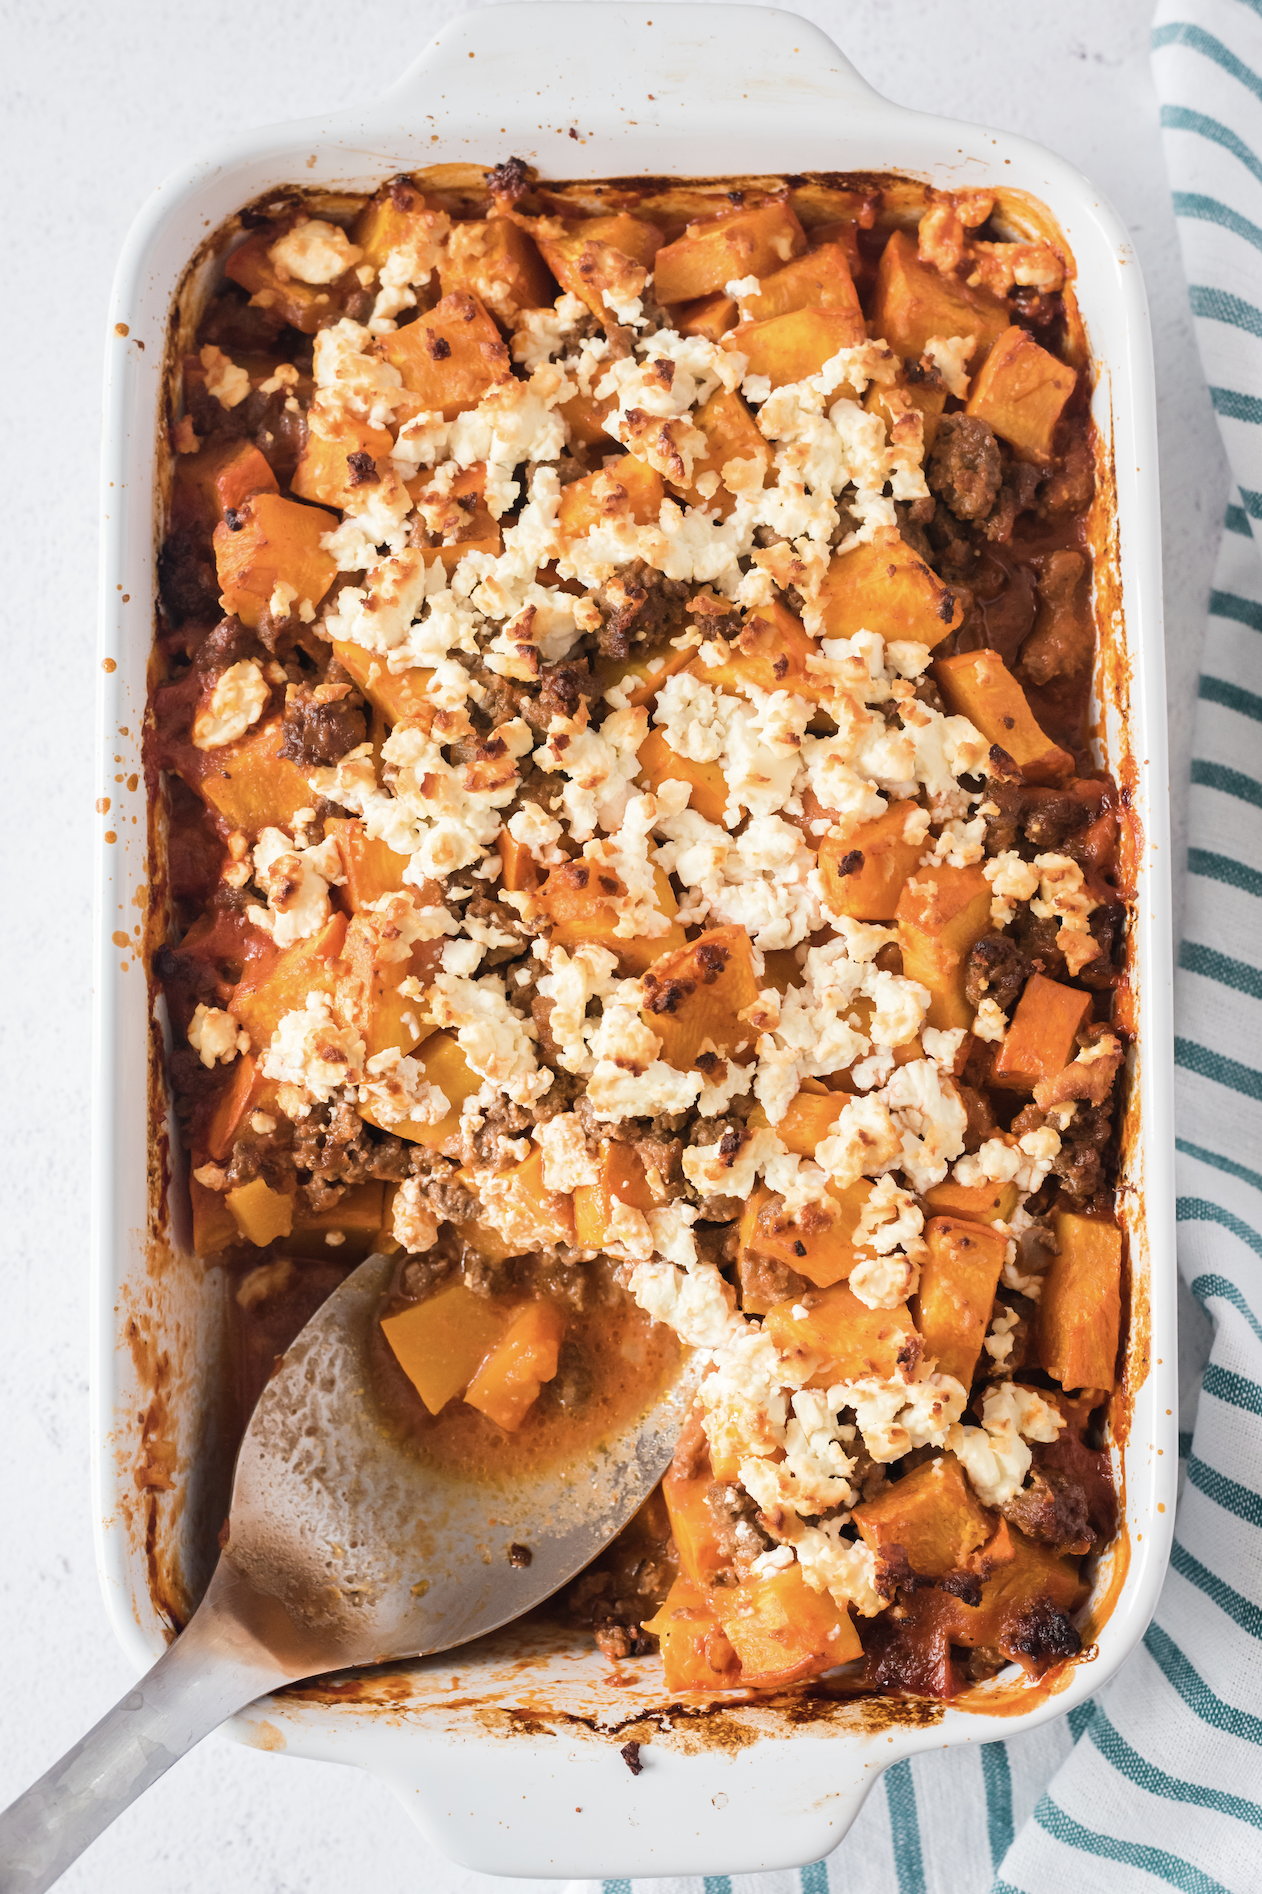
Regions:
[[0, 1252, 693, 1891]]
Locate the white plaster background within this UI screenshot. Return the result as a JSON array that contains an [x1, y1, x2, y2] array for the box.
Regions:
[[0, 1, 1225, 1888]]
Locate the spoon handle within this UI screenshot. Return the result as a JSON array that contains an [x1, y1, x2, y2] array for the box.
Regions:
[[0, 1566, 294, 1893]]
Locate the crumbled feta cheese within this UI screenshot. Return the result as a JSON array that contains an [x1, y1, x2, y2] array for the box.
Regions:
[[983, 849, 1040, 928], [199, 345, 250, 410], [192, 659, 269, 750], [188, 1004, 248, 1068], [391, 1175, 439, 1254], [534, 1113, 600, 1193], [427, 971, 551, 1106], [947, 1382, 1065, 1507], [1032, 852, 1100, 973], [247, 828, 343, 948], [922, 334, 976, 399], [268, 218, 362, 286], [973, 997, 1008, 1043], [261, 993, 366, 1103]]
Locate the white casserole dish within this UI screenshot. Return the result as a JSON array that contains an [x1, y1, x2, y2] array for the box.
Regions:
[[95, 3, 1178, 1876]]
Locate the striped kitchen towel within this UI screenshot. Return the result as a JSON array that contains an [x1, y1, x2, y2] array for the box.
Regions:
[[569, 4, 1262, 1890]]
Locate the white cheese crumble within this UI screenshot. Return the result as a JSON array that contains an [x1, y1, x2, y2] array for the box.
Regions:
[[192, 659, 269, 750], [947, 1382, 1065, 1507], [268, 219, 363, 286], [188, 1004, 248, 1068]]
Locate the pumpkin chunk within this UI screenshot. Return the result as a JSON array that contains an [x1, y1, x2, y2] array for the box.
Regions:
[[734, 240, 863, 326], [654, 201, 807, 303], [228, 912, 348, 1050], [896, 863, 993, 1031], [330, 638, 434, 726], [818, 800, 926, 921], [675, 292, 739, 342], [662, 1434, 727, 1587], [966, 325, 1077, 464], [992, 973, 1092, 1092], [557, 454, 665, 534], [195, 713, 316, 838], [380, 291, 510, 418], [439, 218, 555, 320], [870, 228, 1010, 362], [381, 1282, 509, 1416], [464, 1300, 566, 1431], [640, 1576, 741, 1691], [923, 1176, 1019, 1225], [913, 1216, 1009, 1386], [226, 1176, 295, 1247], [671, 388, 769, 517], [933, 649, 1074, 785], [213, 492, 339, 630], [537, 859, 686, 973], [573, 1141, 665, 1250], [323, 816, 410, 910], [763, 1282, 919, 1386], [722, 306, 867, 387], [358, 1030, 480, 1152], [738, 1179, 874, 1292], [854, 1452, 994, 1578], [1038, 1211, 1122, 1391], [291, 411, 395, 511], [640, 924, 761, 1071], [711, 1564, 862, 1686], [688, 598, 823, 701], [815, 531, 965, 648], [636, 724, 728, 826]]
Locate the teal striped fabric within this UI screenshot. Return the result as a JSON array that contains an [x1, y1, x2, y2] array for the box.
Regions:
[[573, 5, 1262, 1888]]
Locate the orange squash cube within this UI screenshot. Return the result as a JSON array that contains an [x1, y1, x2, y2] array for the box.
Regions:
[[923, 1176, 1019, 1225], [578, 212, 663, 271], [738, 1180, 874, 1292], [764, 1282, 919, 1386], [381, 1281, 510, 1416], [689, 598, 823, 702], [337, 911, 437, 1061], [673, 388, 769, 517], [226, 1176, 295, 1247], [497, 827, 543, 895], [557, 454, 666, 534], [1038, 1211, 1122, 1391], [291, 411, 395, 511], [476, 1147, 576, 1254], [712, 1563, 861, 1686], [913, 1216, 1009, 1386], [225, 224, 356, 333], [173, 438, 279, 531], [464, 1299, 566, 1430], [640, 925, 762, 1071], [662, 1441, 728, 1587], [227, 912, 348, 1050], [854, 1452, 995, 1578], [752, 1090, 844, 1156], [380, 291, 511, 419], [722, 306, 867, 387], [323, 816, 410, 910], [818, 800, 926, 921], [949, 1527, 1086, 1671], [815, 532, 965, 649], [559, 389, 617, 448], [573, 1141, 663, 1250], [674, 292, 739, 342], [533, 230, 646, 322], [635, 724, 729, 826], [358, 1030, 481, 1152], [864, 370, 949, 452], [870, 228, 1011, 362], [204, 1054, 281, 1164], [538, 859, 686, 973], [276, 1180, 387, 1261], [213, 492, 339, 630], [194, 712, 317, 838], [640, 1576, 742, 1691], [330, 637, 434, 726], [933, 649, 1074, 785], [896, 863, 994, 1030], [439, 217, 556, 321], [735, 241, 863, 327], [992, 973, 1092, 1093], [966, 325, 1077, 464], [654, 202, 807, 303], [352, 184, 446, 276]]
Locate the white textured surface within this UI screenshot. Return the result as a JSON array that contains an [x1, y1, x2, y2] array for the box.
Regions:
[[0, 1, 1221, 1888]]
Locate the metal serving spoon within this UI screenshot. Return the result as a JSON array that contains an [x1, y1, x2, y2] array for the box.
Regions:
[[0, 1252, 691, 1893]]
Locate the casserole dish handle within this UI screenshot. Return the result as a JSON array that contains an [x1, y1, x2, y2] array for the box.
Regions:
[[380, 2, 883, 120]]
